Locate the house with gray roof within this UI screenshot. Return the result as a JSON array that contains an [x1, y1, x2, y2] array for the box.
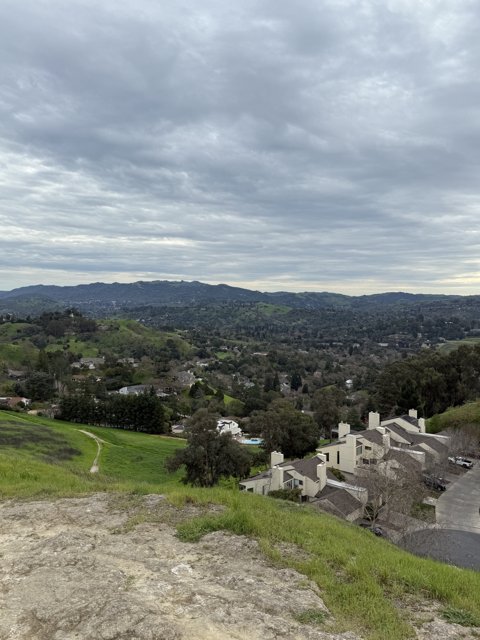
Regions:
[[239, 451, 367, 521], [316, 409, 449, 476]]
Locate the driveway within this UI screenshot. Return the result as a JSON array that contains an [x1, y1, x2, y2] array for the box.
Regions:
[[402, 528, 480, 571], [436, 462, 480, 533], [402, 462, 480, 569]]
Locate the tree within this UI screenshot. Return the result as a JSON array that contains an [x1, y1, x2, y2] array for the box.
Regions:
[[23, 372, 55, 401], [357, 456, 425, 531], [312, 387, 345, 438], [290, 372, 302, 391], [250, 399, 319, 458], [165, 409, 251, 486]]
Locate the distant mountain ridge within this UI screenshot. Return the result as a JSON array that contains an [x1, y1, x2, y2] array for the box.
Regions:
[[0, 279, 466, 315]]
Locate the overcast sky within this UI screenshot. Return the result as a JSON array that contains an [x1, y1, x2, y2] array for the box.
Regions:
[[1, 0, 480, 295]]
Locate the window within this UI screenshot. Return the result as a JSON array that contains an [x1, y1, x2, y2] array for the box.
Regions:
[[325, 452, 330, 462], [337, 451, 340, 465], [365, 445, 372, 451]]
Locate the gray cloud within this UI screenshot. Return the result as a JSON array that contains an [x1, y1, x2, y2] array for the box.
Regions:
[[1, 0, 480, 294]]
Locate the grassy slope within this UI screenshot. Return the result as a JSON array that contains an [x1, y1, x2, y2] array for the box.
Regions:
[[438, 337, 480, 354], [428, 400, 480, 433], [0, 319, 192, 366], [0, 412, 185, 497], [1, 412, 479, 639]]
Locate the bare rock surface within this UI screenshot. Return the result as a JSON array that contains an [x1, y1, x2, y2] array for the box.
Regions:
[[0, 494, 357, 640], [0, 494, 477, 640]]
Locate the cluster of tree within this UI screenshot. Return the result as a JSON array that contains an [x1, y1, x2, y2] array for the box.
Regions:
[[16, 372, 55, 401], [35, 309, 97, 338], [130, 298, 479, 348], [166, 410, 251, 486], [58, 389, 167, 433], [249, 399, 320, 458], [375, 344, 480, 417]]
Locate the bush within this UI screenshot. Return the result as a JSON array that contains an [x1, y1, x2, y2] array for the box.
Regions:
[[268, 488, 302, 502], [330, 467, 345, 482]]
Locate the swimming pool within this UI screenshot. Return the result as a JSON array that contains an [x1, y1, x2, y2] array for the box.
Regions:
[[240, 437, 264, 445]]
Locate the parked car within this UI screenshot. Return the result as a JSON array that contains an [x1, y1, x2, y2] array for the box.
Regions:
[[423, 475, 447, 491], [448, 456, 474, 469], [359, 523, 385, 537]]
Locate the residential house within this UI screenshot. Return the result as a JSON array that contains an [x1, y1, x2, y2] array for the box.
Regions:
[[0, 396, 30, 408], [317, 410, 448, 477], [313, 483, 364, 522], [240, 451, 327, 498], [217, 419, 242, 437], [316, 422, 391, 475], [240, 451, 366, 521], [118, 384, 150, 395]]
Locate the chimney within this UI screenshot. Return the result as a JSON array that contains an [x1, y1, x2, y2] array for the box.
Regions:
[[271, 465, 284, 490], [315, 454, 327, 489], [408, 409, 418, 419], [270, 451, 284, 468], [368, 411, 380, 430], [382, 432, 390, 451], [418, 418, 426, 433], [337, 421, 350, 439]]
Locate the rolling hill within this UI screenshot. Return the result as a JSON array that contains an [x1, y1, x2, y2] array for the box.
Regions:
[[0, 279, 462, 315]]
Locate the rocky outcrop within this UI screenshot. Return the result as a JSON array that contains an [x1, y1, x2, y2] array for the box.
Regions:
[[0, 494, 477, 640], [0, 494, 357, 640]]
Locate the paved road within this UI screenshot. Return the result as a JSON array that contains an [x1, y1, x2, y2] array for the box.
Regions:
[[402, 528, 480, 571], [402, 462, 480, 569], [436, 461, 480, 533]]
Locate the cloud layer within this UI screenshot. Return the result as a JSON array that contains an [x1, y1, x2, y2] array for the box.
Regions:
[[1, 0, 480, 294]]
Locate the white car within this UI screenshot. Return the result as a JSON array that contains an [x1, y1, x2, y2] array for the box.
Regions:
[[448, 456, 474, 469]]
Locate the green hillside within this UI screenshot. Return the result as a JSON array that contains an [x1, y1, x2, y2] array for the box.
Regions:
[[428, 400, 480, 433], [0, 317, 192, 366], [0, 412, 185, 497], [438, 337, 480, 354], [1, 412, 479, 639]]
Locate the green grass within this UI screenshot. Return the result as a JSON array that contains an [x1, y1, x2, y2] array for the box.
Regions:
[[0, 412, 185, 497], [293, 609, 328, 625], [0, 342, 37, 366], [45, 337, 99, 356], [168, 487, 480, 640], [438, 337, 480, 354], [1, 412, 480, 639], [0, 323, 32, 338], [441, 607, 480, 627], [97, 320, 192, 356], [428, 400, 480, 433], [223, 393, 244, 409]]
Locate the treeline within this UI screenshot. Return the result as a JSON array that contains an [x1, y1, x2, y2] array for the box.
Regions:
[[58, 391, 167, 433], [375, 344, 480, 417]]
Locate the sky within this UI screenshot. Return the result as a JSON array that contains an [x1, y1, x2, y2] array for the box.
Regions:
[[1, 0, 480, 295]]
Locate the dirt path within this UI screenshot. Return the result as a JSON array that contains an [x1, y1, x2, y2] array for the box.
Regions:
[[78, 429, 104, 473]]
